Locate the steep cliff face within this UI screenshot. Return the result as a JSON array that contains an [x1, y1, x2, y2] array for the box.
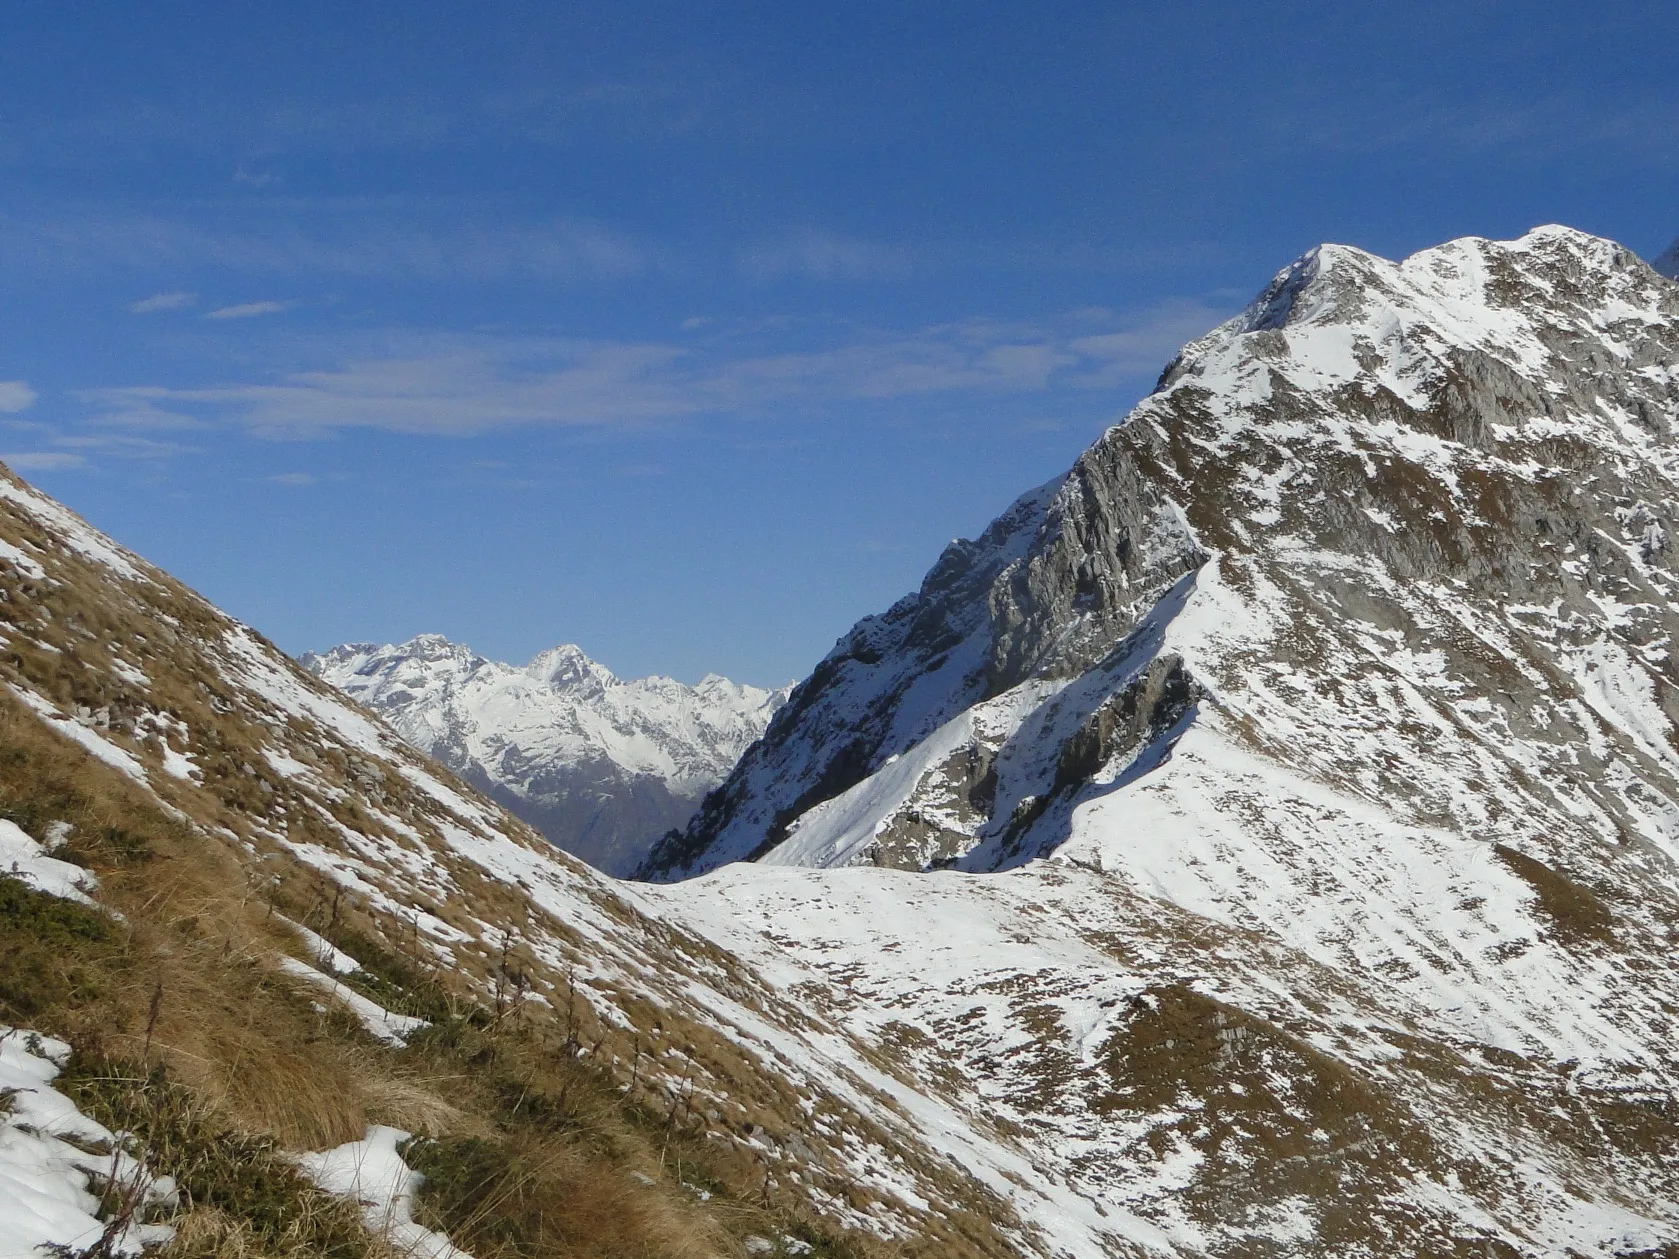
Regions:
[[642, 455, 1207, 878], [303, 636, 786, 875]]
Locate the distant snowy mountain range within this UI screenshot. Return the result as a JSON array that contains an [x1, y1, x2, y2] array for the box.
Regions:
[[301, 635, 787, 874]]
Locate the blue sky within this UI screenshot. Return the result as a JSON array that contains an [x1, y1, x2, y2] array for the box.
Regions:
[[1, 2, 1676, 685]]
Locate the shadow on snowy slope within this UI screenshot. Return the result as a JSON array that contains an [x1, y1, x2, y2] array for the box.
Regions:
[[955, 569, 1206, 874]]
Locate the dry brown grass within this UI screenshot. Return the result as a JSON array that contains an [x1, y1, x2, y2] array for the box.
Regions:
[[0, 693, 752, 1259], [1494, 842, 1615, 944], [0, 475, 1025, 1259], [0, 679, 906, 1259]]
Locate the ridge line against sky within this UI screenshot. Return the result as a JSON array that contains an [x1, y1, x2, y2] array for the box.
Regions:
[[0, 2, 1676, 685]]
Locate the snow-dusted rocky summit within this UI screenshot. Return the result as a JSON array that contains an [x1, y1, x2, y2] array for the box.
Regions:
[[645, 226, 1679, 885], [303, 635, 785, 874], [627, 224, 1679, 1246]]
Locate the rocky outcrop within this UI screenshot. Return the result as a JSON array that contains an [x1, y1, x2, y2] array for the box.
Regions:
[[639, 459, 1206, 879]]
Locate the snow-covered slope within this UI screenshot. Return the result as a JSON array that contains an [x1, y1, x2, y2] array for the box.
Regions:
[[14, 225, 1679, 1256], [302, 635, 785, 874], [633, 226, 1679, 1248]]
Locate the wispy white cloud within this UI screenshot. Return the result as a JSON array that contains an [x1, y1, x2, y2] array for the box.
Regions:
[[1064, 299, 1238, 383], [0, 207, 657, 284], [82, 399, 209, 431], [739, 230, 914, 282], [0, 381, 38, 413], [13, 80, 709, 163], [1, 451, 83, 471], [206, 299, 295, 320], [96, 342, 696, 437], [129, 290, 197, 314], [1254, 93, 1679, 169], [52, 432, 199, 459], [268, 472, 318, 485], [80, 298, 1232, 439]]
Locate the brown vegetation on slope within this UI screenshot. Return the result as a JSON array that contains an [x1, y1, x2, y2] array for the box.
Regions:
[[0, 466, 1026, 1259]]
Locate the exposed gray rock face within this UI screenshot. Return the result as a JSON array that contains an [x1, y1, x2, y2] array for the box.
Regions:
[[640, 458, 1206, 878], [303, 635, 786, 875], [647, 227, 1679, 885], [626, 225, 1679, 1249]]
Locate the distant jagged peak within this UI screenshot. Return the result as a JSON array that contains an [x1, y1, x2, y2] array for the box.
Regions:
[[524, 642, 616, 691], [299, 633, 485, 682], [302, 629, 787, 873], [400, 632, 484, 666], [308, 632, 762, 702], [1657, 234, 1679, 280]]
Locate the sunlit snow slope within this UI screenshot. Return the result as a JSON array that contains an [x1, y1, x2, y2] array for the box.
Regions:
[[303, 636, 785, 874], [634, 227, 1679, 1250]]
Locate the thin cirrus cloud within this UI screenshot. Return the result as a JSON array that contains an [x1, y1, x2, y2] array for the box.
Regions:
[[79, 298, 1232, 440], [0, 381, 39, 413], [81, 399, 209, 431], [0, 451, 84, 471], [206, 299, 296, 320], [129, 290, 197, 314], [0, 207, 655, 284], [738, 230, 915, 283], [0, 428, 199, 473]]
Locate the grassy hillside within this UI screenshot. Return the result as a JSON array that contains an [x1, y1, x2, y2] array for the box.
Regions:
[[0, 467, 1019, 1258]]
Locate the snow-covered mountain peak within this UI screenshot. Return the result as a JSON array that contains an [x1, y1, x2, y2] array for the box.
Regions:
[[1169, 225, 1661, 401], [617, 222, 1679, 1246], [303, 634, 785, 874], [524, 641, 616, 691], [645, 218, 1679, 1064]]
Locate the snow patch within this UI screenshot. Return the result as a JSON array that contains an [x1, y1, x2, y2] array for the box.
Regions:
[[295, 1125, 471, 1259], [277, 956, 429, 1046], [0, 1026, 176, 1258]]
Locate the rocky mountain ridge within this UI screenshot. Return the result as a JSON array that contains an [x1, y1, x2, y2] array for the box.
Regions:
[[646, 226, 1679, 884], [303, 634, 786, 874], [629, 224, 1679, 1248]]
